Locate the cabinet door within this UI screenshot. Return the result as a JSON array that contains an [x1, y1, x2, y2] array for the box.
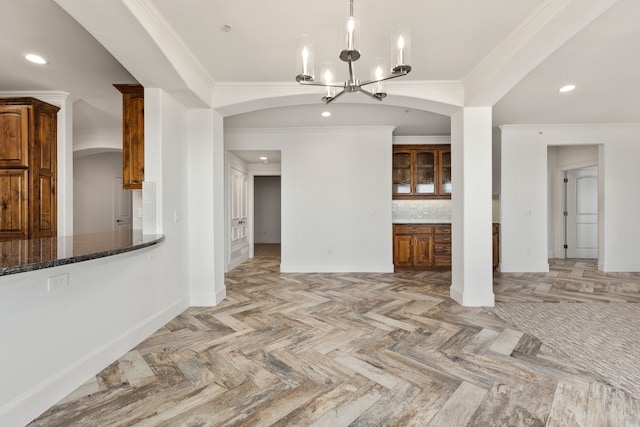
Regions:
[[392, 150, 412, 195], [114, 84, 144, 190], [415, 149, 436, 196], [0, 169, 28, 241], [0, 106, 29, 168], [413, 234, 434, 267], [438, 149, 452, 197], [393, 234, 414, 268], [31, 107, 57, 238]]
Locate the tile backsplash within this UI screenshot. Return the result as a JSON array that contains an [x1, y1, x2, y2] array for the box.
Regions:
[[392, 200, 452, 222], [392, 198, 501, 223]]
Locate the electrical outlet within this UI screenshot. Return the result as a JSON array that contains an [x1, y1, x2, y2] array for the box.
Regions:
[[47, 273, 69, 292]]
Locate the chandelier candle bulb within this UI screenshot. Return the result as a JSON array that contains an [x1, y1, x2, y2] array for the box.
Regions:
[[347, 16, 355, 50], [302, 47, 309, 75], [296, 35, 314, 81], [391, 25, 411, 72], [397, 36, 405, 66], [320, 62, 337, 102], [371, 58, 388, 97]]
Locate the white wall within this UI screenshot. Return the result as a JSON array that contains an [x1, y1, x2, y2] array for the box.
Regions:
[[73, 151, 124, 234], [0, 89, 191, 427], [226, 127, 395, 272], [500, 124, 640, 272], [254, 176, 281, 244]]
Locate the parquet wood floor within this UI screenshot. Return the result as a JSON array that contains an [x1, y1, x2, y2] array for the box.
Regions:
[[30, 257, 640, 426]]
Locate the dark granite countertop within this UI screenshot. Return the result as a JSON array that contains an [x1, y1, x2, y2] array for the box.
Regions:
[[0, 230, 165, 276]]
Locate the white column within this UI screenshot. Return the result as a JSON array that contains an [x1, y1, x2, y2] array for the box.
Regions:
[[142, 88, 163, 234], [187, 109, 226, 306], [450, 107, 495, 306]]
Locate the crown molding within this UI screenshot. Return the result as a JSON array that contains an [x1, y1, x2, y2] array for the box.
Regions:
[[123, 0, 215, 105]]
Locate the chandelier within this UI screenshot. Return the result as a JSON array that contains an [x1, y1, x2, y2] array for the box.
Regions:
[[295, 0, 411, 103]]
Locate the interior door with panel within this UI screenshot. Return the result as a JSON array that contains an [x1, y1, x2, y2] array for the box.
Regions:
[[566, 167, 598, 258], [229, 166, 249, 268]]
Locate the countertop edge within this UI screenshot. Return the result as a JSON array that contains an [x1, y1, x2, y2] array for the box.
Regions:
[[0, 234, 165, 277]]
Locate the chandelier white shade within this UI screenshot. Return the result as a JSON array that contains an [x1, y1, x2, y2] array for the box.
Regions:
[[296, 0, 412, 103]]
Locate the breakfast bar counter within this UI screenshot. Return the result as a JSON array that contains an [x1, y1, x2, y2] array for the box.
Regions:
[[0, 230, 164, 276]]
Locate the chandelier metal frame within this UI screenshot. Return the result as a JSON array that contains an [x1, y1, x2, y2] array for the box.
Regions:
[[295, 0, 411, 104]]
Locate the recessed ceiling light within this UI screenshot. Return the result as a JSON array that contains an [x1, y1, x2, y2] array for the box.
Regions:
[[558, 84, 576, 93], [321, 111, 331, 117], [24, 54, 47, 64], [259, 156, 268, 160]]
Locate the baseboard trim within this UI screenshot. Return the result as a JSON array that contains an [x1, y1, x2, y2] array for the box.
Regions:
[[279, 263, 395, 273], [498, 262, 550, 273], [450, 286, 495, 307], [190, 287, 227, 307], [598, 262, 640, 272], [0, 296, 189, 427], [226, 254, 249, 272]]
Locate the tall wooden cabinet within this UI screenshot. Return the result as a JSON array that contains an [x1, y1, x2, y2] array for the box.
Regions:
[[114, 84, 144, 190], [0, 97, 59, 241], [392, 145, 451, 199]]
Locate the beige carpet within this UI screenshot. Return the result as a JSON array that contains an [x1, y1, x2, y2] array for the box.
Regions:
[[493, 302, 640, 401]]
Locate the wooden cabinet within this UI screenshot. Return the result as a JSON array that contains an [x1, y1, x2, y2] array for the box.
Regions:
[[393, 145, 451, 199], [393, 223, 500, 270], [433, 224, 452, 268], [393, 224, 435, 269], [493, 223, 500, 269], [0, 98, 59, 241], [114, 84, 144, 190]]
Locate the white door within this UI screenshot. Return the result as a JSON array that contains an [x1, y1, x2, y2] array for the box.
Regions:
[[566, 167, 598, 258], [230, 167, 248, 247], [114, 177, 132, 231]]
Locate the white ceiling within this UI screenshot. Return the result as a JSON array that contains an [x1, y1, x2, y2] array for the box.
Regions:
[[0, 0, 137, 129], [1, 0, 639, 139]]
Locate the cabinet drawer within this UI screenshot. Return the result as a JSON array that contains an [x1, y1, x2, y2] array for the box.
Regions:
[[394, 224, 434, 234], [434, 225, 451, 234], [434, 255, 451, 266], [434, 243, 451, 255], [434, 233, 451, 243]]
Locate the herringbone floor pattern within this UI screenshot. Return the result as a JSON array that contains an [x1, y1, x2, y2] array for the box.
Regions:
[[30, 255, 640, 426]]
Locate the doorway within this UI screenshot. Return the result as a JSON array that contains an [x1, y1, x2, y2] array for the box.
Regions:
[[254, 176, 281, 258], [114, 176, 133, 231], [564, 166, 598, 258]]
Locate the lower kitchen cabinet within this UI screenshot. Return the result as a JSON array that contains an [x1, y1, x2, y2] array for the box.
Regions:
[[393, 223, 500, 270], [393, 224, 442, 270], [433, 224, 452, 268], [393, 225, 434, 269]]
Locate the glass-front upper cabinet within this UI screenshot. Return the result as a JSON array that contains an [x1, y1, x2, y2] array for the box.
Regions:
[[392, 145, 451, 199], [439, 149, 452, 196], [415, 150, 436, 196], [392, 150, 412, 194]]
